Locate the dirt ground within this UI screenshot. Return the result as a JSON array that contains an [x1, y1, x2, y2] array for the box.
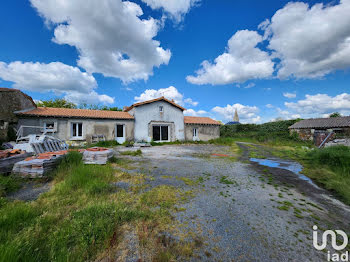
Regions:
[[115, 144, 350, 262]]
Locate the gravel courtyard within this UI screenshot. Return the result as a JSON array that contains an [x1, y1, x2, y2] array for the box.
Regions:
[[115, 144, 350, 262]]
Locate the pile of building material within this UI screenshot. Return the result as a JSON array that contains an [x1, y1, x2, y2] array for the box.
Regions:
[[83, 147, 114, 165], [325, 138, 350, 148], [12, 150, 68, 178], [0, 149, 33, 174]]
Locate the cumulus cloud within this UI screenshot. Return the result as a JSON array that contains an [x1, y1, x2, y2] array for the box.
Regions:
[[186, 30, 274, 85], [285, 93, 350, 117], [30, 0, 171, 83], [211, 103, 261, 123], [262, 0, 350, 79], [184, 98, 198, 106], [141, 0, 199, 22], [184, 109, 207, 116], [0, 61, 114, 104], [266, 104, 274, 108], [187, 1, 350, 85], [134, 86, 198, 107], [283, 92, 296, 99]]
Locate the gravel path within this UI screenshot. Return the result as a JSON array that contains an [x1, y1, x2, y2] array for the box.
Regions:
[[115, 144, 350, 261], [7, 181, 51, 201]]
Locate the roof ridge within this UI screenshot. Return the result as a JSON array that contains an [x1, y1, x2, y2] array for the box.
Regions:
[[125, 97, 186, 111]]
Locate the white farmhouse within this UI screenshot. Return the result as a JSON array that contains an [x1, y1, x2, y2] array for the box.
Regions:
[[16, 96, 221, 143]]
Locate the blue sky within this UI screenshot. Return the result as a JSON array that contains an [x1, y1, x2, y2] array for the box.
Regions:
[[1, 0, 350, 123]]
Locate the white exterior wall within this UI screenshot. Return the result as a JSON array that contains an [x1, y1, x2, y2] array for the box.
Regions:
[[133, 101, 185, 142]]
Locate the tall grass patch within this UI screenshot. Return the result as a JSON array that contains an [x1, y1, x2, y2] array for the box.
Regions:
[[0, 151, 193, 261], [308, 146, 350, 176]]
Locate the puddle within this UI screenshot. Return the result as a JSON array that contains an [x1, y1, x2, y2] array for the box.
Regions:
[[250, 158, 319, 188]]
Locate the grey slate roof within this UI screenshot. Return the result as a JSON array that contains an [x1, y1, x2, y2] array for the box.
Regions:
[[289, 116, 350, 129]]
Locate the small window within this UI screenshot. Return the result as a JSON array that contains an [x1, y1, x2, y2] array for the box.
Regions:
[[159, 106, 163, 112], [44, 122, 55, 132], [72, 122, 83, 138]]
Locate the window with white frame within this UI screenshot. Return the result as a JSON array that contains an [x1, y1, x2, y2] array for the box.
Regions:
[[44, 122, 56, 132], [71, 122, 83, 138], [159, 106, 163, 112]]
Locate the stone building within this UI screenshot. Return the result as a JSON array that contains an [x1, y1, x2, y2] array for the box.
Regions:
[[16, 96, 220, 143], [288, 116, 350, 142], [0, 88, 36, 141]]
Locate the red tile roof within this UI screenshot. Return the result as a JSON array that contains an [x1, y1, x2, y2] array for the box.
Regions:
[[0, 87, 36, 107], [124, 96, 186, 111], [184, 116, 221, 125], [16, 107, 134, 120]]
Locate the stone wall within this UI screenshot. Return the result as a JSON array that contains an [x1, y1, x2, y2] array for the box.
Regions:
[[0, 88, 36, 141], [290, 128, 313, 141], [185, 124, 220, 141]]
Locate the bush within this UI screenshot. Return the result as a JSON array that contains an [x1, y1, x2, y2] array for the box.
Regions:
[[94, 140, 120, 147], [219, 119, 306, 145], [0, 175, 20, 196], [119, 149, 142, 156], [220, 119, 301, 137], [308, 146, 350, 176], [7, 126, 17, 142]]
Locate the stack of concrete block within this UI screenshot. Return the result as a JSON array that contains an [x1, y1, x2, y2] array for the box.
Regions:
[[83, 147, 114, 165]]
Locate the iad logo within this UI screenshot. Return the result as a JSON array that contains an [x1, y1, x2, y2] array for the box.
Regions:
[[313, 225, 349, 261]]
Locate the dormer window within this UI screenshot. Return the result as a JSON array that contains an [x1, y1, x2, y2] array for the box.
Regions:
[[159, 106, 163, 112]]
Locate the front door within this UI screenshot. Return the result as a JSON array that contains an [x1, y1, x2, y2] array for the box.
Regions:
[[193, 128, 199, 141], [116, 124, 125, 144], [152, 125, 169, 142]]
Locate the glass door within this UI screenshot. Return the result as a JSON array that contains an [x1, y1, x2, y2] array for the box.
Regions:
[[116, 124, 125, 144]]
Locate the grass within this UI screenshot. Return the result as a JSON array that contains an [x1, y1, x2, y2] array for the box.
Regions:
[[0, 151, 196, 261], [150, 140, 207, 146], [0, 175, 21, 196], [272, 145, 350, 205], [119, 149, 142, 156], [220, 127, 350, 206]]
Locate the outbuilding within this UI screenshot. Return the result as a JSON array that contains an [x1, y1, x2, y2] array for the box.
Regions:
[[289, 116, 350, 143]]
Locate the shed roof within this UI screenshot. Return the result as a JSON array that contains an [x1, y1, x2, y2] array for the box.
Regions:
[[124, 96, 186, 111], [16, 107, 134, 120], [289, 117, 350, 129], [184, 116, 221, 125]]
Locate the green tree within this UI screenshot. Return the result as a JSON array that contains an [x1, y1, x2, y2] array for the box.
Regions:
[[36, 98, 77, 109], [329, 112, 341, 118], [79, 103, 122, 111]]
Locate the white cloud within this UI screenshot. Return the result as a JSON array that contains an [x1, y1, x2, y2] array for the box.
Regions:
[[141, 0, 199, 22], [0, 61, 114, 104], [186, 30, 274, 85], [30, 0, 171, 83], [134, 86, 197, 107], [285, 93, 350, 116], [283, 92, 296, 99], [135, 86, 183, 104], [184, 98, 198, 106], [266, 104, 274, 108], [184, 109, 207, 116], [243, 83, 255, 89], [262, 0, 350, 79], [211, 103, 261, 123]]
